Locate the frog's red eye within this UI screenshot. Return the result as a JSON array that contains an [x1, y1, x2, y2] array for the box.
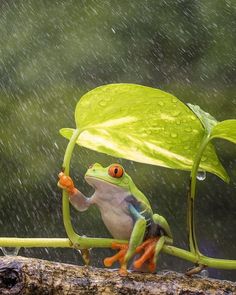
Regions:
[[108, 164, 124, 178]]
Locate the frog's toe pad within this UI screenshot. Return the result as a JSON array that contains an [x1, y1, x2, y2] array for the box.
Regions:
[[104, 257, 115, 267]]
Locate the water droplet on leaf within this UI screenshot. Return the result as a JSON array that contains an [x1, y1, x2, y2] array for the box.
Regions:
[[197, 171, 206, 181], [176, 119, 181, 125], [172, 98, 177, 103], [201, 155, 207, 162], [172, 110, 181, 117], [99, 100, 107, 107], [185, 127, 192, 132], [170, 133, 178, 138]]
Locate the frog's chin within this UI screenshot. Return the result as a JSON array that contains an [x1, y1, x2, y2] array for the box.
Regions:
[[85, 175, 124, 193]]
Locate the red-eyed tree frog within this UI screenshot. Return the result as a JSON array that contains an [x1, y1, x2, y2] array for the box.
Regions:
[[58, 163, 173, 275]]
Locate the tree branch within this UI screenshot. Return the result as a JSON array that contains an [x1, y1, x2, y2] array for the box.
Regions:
[[0, 256, 235, 294]]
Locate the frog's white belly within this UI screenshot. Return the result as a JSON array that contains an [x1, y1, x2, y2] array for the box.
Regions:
[[88, 180, 134, 240], [100, 206, 134, 239]]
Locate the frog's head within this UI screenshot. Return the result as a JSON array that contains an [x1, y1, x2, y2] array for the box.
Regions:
[[85, 163, 132, 191]]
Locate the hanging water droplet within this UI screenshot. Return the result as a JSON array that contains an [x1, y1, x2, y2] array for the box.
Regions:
[[0, 247, 20, 256], [200, 269, 209, 278], [197, 171, 206, 181]]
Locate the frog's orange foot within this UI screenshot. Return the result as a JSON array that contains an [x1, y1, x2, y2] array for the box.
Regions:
[[58, 172, 76, 194], [103, 242, 129, 275], [133, 237, 159, 272]]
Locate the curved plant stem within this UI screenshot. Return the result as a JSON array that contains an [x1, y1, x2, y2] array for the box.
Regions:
[[60, 128, 127, 249], [1, 237, 236, 270], [188, 133, 211, 255], [61, 128, 81, 242]]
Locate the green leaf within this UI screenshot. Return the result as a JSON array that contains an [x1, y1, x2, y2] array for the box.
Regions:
[[60, 84, 229, 182], [211, 120, 236, 144], [187, 104, 218, 133]]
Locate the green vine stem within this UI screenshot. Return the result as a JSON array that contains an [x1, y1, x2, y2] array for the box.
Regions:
[[187, 133, 211, 256], [0, 237, 236, 270], [61, 128, 81, 243], [0, 238, 71, 248], [187, 130, 236, 270]]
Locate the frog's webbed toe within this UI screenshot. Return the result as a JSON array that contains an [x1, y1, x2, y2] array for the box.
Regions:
[[133, 236, 166, 272], [103, 242, 129, 275], [133, 238, 158, 272]]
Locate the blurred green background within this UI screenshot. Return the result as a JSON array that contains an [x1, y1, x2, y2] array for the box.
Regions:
[[0, 0, 236, 281]]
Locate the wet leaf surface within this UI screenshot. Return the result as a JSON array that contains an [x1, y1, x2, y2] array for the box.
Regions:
[[61, 84, 228, 181]]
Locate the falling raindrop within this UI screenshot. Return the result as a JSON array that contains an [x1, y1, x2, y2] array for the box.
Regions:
[[200, 269, 209, 278], [197, 171, 206, 181], [0, 247, 20, 256]]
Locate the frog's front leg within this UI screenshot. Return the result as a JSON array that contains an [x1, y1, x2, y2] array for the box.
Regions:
[[58, 172, 92, 264], [58, 172, 91, 211]]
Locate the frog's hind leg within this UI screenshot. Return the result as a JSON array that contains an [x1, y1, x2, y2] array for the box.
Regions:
[[152, 235, 166, 268], [152, 213, 173, 267], [152, 213, 173, 240], [103, 209, 147, 275], [133, 213, 173, 272]]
